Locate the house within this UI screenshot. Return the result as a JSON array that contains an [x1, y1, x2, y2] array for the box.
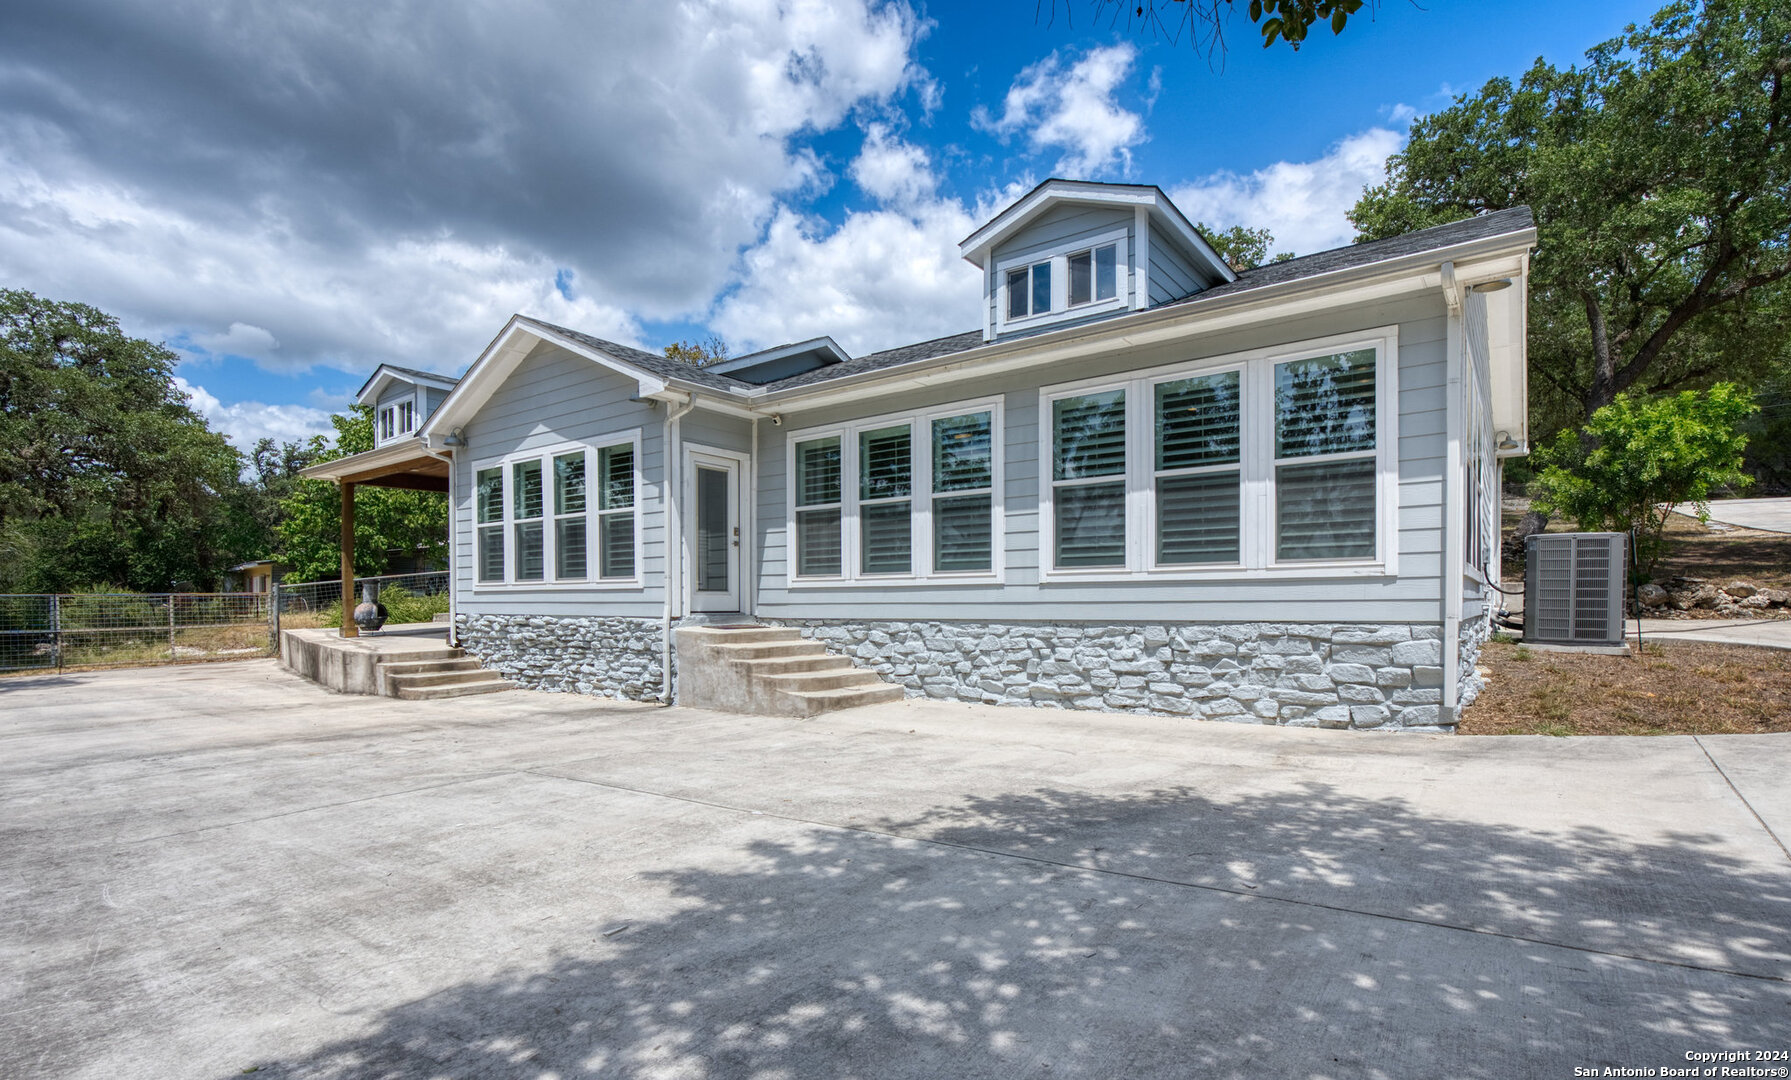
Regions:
[[308, 180, 1535, 730], [224, 559, 284, 594]]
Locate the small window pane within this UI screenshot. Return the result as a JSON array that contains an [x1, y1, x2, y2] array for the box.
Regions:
[[1157, 472, 1241, 565], [1095, 244, 1117, 301], [935, 493, 992, 572], [861, 501, 912, 575], [599, 446, 633, 510], [512, 460, 543, 520], [1277, 459, 1376, 560], [1068, 250, 1092, 306], [475, 468, 503, 524], [599, 514, 634, 578], [859, 425, 911, 501], [795, 437, 841, 507], [1031, 260, 1052, 314], [1054, 481, 1126, 568], [933, 412, 992, 492], [1053, 391, 1126, 480], [1275, 350, 1376, 458], [1007, 268, 1029, 319], [1156, 372, 1240, 470], [513, 521, 544, 581], [554, 452, 586, 515], [555, 517, 587, 579], [477, 525, 503, 582], [796, 507, 842, 576]]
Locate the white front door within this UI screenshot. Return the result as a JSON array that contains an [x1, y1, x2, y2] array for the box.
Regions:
[[687, 449, 743, 613]]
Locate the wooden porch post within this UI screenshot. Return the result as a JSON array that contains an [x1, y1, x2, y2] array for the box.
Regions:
[[340, 480, 358, 638]]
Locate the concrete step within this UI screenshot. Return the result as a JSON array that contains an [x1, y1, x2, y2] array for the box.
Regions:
[[688, 626, 804, 644], [381, 657, 480, 677], [778, 682, 905, 715], [392, 676, 514, 700], [710, 640, 830, 661], [387, 668, 505, 690], [743, 654, 855, 676], [758, 668, 890, 692]]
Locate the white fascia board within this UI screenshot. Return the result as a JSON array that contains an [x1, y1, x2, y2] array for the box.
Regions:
[[763, 227, 1537, 413], [705, 336, 850, 375], [422, 316, 669, 440]]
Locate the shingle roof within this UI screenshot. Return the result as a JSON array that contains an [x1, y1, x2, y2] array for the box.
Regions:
[[515, 208, 1534, 401], [379, 363, 459, 385], [519, 317, 760, 392]]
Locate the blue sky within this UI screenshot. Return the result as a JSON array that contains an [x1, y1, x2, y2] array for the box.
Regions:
[[0, 0, 1659, 451]]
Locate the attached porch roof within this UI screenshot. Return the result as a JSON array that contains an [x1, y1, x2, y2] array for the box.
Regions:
[[298, 438, 450, 492]]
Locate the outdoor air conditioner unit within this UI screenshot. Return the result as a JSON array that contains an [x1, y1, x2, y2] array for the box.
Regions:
[[1523, 532, 1628, 648]]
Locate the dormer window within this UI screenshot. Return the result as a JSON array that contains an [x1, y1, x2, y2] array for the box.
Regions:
[[379, 399, 417, 442], [1006, 261, 1052, 319], [1068, 244, 1118, 307]]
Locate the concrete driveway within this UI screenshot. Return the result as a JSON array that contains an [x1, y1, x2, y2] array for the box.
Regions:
[[1675, 496, 1791, 534], [3, 662, 1789, 1080]]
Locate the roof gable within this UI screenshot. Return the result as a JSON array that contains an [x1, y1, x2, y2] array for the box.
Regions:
[[354, 363, 459, 406]]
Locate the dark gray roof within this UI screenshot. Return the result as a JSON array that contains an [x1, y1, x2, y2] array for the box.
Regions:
[[520, 208, 1534, 400], [755, 330, 986, 391], [519, 317, 759, 392], [1157, 206, 1536, 312], [356, 362, 459, 400]]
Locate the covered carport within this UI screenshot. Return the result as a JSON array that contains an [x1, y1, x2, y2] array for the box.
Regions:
[[298, 441, 452, 638]]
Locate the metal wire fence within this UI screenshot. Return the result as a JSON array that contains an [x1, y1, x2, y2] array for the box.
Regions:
[[0, 592, 276, 674], [273, 571, 451, 634]]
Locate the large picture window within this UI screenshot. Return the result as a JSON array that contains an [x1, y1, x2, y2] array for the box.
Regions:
[[788, 403, 1001, 584], [473, 435, 639, 587], [1042, 330, 1396, 577]]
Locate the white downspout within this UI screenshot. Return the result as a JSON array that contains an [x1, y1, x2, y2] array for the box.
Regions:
[[1440, 261, 1465, 724], [661, 394, 696, 703], [749, 415, 760, 619], [419, 441, 458, 647]]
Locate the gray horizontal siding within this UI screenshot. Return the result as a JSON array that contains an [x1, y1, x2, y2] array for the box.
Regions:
[[756, 291, 1454, 624], [1147, 222, 1203, 305], [454, 342, 666, 618]]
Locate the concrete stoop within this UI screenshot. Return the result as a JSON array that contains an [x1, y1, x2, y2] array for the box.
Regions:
[[279, 626, 513, 699], [673, 626, 904, 716]]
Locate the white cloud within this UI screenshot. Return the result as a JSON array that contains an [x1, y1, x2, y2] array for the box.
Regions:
[[973, 44, 1145, 178], [1168, 128, 1405, 257], [0, 0, 927, 375], [712, 129, 1031, 355], [175, 376, 336, 452]]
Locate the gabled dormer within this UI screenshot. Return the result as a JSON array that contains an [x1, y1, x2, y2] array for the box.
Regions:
[[958, 180, 1236, 343], [704, 336, 851, 385], [356, 364, 460, 448]]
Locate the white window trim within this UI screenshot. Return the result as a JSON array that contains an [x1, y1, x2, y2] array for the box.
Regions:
[[996, 226, 1131, 335], [376, 389, 423, 447], [786, 396, 1007, 588], [1038, 327, 1401, 583], [468, 429, 644, 592]]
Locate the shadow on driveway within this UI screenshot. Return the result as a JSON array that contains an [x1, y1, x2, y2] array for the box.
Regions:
[[240, 782, 1791, 1079]]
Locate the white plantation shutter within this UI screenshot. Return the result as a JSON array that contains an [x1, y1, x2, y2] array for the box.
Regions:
[[1274, 351, 1378, 561], [1154, 372, 1242, 566], [858, 425, 912, 575], [794, 437, 843, 577], [1052, 390, 1126, 568]]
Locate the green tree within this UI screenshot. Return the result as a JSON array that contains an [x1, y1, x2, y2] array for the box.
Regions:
[[274, 407, 447, 582], [0, 289, 249, 591], [1196, 222, 1294, 271], [1349, 0, 1791, 434], [1077, 0, 1372, 52], [663, 336, 730, 367], [1530, 384, 1757, 578]]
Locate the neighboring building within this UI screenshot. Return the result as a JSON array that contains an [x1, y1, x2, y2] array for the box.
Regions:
[[224, 560, 284, 594], [312, 180, 1536, 730]]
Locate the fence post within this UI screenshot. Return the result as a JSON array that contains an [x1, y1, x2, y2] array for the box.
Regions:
[[51, 594, 62, 673], [269, 585, 280, 657], [168, 594, 177, 659]]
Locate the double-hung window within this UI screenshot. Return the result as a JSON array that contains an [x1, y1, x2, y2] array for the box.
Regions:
[[789, 403, 1002, 584], [473, 435, 639, 586], [998, 230, 1130, 333], [1043, 330, 1395, 577]]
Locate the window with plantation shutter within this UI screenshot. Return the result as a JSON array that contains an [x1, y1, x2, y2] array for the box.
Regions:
[[794, 436, 842, 577], [859, 424, 912, 575], [1274, 350, 1377, 560], [475, 467, 504, 582], [1153, 371, 1241, 565], [1051, 390, 1126, 568], [474, 434, 640, 588], [932, 411, 993, 572], [1041, 330, 1394, 578]]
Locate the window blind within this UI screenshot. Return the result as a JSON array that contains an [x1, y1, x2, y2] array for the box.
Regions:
[[932, 413, 992, 492], [795, 438, 841, 507], [1275, 350, 1376, 458], [1054, 482, 1125, 567], [1155, 373, 1240, 470], [1276, 459, 1376, 560], [1157, 473, 1241, 565], [934, 494, 993, 572], [861, 502, 912, 575], [1053, 391, 1126, 480]]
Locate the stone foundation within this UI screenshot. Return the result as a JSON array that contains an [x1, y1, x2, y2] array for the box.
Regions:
[[770, 619, 1462, 731], [455, 613, 667, 701]]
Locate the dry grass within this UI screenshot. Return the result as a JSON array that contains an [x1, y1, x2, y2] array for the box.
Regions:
[[1461, 638, 1791, 736], [1501, 504, 1791, 590]]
